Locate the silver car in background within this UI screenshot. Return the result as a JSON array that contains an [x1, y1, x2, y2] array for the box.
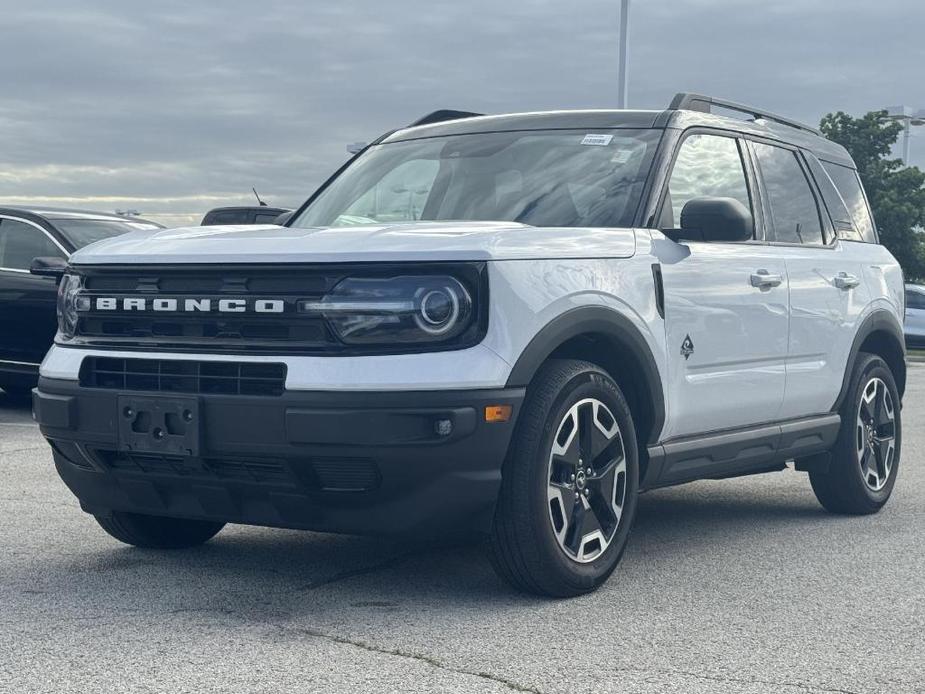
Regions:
[[905, 284, 925, 348]]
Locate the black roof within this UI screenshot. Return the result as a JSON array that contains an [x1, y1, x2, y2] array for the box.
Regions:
[[0, 206, 164, 226], [384, 93, 853, 168], [204, 206, 290, 214]]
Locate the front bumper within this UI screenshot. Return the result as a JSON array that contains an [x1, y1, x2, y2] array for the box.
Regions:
[[34, 378, 524, 536]]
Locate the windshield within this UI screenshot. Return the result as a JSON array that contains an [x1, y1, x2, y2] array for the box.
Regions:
[[52, 218, 163, 249], [292, 129, 661, 229]]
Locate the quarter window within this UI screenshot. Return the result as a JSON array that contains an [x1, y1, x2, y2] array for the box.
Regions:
[[752, 143, 824, 245], [822, 162, 876, 243], [0, 219, 64, 271], [661, 134, 752, 230]]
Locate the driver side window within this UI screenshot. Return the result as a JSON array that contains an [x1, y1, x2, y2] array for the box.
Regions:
[[660, 134, 753, 230], [0, 219, 64, 271]]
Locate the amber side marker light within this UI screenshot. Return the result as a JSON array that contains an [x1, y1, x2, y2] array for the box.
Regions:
[[484, 405, 513, 423]]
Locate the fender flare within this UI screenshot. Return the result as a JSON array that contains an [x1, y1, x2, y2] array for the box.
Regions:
[[832, 309, 906, 412], [505, 306, 666, 444]]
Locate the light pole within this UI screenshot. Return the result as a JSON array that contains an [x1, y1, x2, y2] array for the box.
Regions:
[[884, 105, 925, 165], [617, 0, 630, 109]]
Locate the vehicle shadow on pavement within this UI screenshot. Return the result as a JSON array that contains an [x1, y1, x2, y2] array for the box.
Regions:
[[18, 475, 843, 623]]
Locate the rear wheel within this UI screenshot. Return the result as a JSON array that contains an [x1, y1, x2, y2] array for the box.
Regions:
[[94, 511, 225, 549], [810, 353, 900, 515], [489, 359, 639, 597]]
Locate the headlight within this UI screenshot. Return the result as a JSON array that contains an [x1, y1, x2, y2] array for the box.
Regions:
[[300, 275, 475, 346], [56, 272, 85, 340]]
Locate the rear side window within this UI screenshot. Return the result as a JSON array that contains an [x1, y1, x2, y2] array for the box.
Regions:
[[822, 162, 877, 243], [254, 212, 283, 224], [752, 143, 824, 245], [804, 154, 858, 240]]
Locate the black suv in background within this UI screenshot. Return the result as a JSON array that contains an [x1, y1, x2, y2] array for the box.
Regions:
[[0, 207, 163, 399], [200, 206, 290, 226]]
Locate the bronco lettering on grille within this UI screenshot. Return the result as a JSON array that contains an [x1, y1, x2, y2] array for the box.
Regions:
[[87, 298, 286, 313]]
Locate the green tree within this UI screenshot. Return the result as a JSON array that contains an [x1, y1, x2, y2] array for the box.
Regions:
[[820, 111, 925, 280]]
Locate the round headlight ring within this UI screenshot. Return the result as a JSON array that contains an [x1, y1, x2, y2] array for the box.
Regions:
[[414, 284, 464, 335]]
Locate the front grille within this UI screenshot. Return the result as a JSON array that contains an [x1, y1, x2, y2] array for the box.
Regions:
[[96, 451, 381, 492], [80, 357, 287, 396], [74, 266, 341, 352], [312, 458, 381, 492], [68, 263, 486, 354], [104, 452, 294, 486]]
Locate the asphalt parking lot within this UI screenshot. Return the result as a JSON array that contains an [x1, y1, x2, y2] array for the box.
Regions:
[[2, 372, 923, 694]]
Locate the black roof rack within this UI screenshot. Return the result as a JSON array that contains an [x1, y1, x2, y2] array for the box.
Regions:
[[408, 109, 483, 128], [669, 92, 821, 136]]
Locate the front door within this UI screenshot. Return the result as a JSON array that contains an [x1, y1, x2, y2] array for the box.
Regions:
[[653, 132, 789, 440], [0, 217, 66, 365]]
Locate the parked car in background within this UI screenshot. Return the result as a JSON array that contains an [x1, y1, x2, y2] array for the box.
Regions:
[[201, 206, 290, 226], [904, 283, 925, 348], [0, 207, 163, 399]]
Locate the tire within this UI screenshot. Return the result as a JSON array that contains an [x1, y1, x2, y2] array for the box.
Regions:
[[489, 359, 639, 597], [810, 353, 901, 515], [94, 511, 225, 549], [1, 384, 33, 403]]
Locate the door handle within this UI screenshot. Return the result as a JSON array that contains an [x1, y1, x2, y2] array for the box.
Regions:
[[834, 272, 860, 290], [750, 270, 783, 289]]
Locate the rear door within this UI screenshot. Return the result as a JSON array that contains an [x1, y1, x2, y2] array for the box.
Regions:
[[0, 217, 67, 365], [654, 132, 789, 439], [748, 142, 867, 419]]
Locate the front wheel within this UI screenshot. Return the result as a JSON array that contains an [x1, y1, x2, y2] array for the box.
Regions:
[[95, 511, 225, 549], [810, 353, 901, 515], [489, 359, 639, 597]]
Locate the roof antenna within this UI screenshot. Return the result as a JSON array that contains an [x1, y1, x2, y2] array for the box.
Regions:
[[252, 187, 268, 207]]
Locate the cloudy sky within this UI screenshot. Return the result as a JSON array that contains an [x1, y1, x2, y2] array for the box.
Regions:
[[1, 0, 923, 227]]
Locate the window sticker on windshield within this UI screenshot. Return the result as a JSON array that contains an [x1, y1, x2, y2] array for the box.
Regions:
[[611, 149, 634, 164], [581, 134, 613, 146]]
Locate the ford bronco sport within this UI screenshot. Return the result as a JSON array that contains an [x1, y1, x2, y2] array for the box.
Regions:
[[33, 94, 905, 597]]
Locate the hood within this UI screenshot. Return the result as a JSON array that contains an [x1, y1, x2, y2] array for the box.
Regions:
[[69, 220, 636, 265]]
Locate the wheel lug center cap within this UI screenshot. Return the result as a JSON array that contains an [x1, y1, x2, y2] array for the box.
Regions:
[[575, 470, 587, 490]]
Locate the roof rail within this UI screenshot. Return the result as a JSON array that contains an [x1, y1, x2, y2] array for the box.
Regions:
[[669, 92, 821, 136], [408, 109, 483, 128]]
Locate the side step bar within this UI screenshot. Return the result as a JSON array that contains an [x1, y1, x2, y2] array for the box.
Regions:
[[644, 414, 840, 489]]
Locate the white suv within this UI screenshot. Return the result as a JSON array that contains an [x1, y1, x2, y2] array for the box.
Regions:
[[34, 94, 905, 597]]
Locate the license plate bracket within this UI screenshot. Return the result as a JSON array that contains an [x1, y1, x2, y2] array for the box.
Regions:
[[117, 395, 201, 457]]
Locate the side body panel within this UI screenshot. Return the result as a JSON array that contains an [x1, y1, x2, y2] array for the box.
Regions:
[[652, 234, 789, 439], [0, 215, 69, 368], [776, 240, 890, 419], [904, 284, 925, 347], [0, 270, 59, 365]]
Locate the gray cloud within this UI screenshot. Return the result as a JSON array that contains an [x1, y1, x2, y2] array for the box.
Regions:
[[1, 0, 923, 226]]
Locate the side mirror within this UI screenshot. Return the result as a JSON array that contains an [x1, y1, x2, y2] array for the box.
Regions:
[[30, 256, 68, 279], [273, 210, 295, 226], [667, 197, 753, 243]]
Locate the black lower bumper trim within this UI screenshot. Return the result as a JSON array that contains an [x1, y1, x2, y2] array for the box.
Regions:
[[35, 377, 524, 536]]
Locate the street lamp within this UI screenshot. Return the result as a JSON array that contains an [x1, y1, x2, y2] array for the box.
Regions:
[[883, 105, 925, 165], [617, 0, 630, 109]]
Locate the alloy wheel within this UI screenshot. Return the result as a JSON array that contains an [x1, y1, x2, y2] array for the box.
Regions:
[[547, 398, 627, 563], [856, 377, 896, 492]]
